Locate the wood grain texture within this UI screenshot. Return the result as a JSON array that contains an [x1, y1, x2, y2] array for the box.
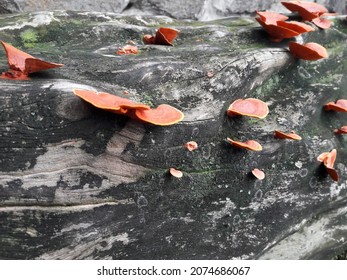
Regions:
[[0, 12, 346, 259]]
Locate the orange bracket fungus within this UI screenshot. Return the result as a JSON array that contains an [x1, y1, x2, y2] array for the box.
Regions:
[[281, 1, 333, 29], [169, 168, 183, 178], [289, 42, 328, 60], [73, 89, 184, 126], [324, 99, 347, 113], [1, 41, 63, 80], [135, 104, 184, 126], [226, 138, 263, 151], [143, 27, 179, 46], [255, 11, 313, 42], [116, 45, 138, 55], [251, 168, 265, 180], [227, 98, 269, 119], [274, 130, 302, 140], [334, 126, 347, 134], [317, 149, 339, 181], [184, 141, 198, 151]]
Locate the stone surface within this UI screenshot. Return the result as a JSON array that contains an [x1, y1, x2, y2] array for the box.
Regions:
[[0, 11, 346, 259], [1, 1, 346, 19]]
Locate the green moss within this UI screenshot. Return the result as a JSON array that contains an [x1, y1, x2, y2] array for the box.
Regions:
[[20, 29, 39, 48]]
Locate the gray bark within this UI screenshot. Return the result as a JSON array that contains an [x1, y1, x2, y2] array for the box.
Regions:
[[0, 11, 346, 259]]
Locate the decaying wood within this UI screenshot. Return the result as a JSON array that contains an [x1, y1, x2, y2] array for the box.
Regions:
[[0, 11, 346, 259]]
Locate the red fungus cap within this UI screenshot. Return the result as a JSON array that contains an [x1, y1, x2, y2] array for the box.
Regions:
[[317, 149, 336, 169], [256, 11, 289, 24], [227, 98, 269, 119], [274, 130, 302, 140], [255, 17, 300, 42], [281, 1, 328, 21], [276, 21, 314, 33], [334, 126, 347, 134], [252, 168, 265, 180], [226, 138, 263, 151], [289, 41, 328, 60], [116, 45, 138, 55], [135, 104, 184, 126], [311, 17, 331, 29], [1, 41, 63, 80], [317, 149, 339, 181], [169, 168, 183, 178], [73, 89, 150, 113], [325, 99, 347, 112], [143, 27, 179, 46], [184, 141, 198, 151]]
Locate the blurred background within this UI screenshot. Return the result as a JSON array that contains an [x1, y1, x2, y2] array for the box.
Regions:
[[1, 0, 346, 20]]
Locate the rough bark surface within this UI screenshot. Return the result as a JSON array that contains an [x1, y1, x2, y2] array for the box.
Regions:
[[0, 11, 346, 259]]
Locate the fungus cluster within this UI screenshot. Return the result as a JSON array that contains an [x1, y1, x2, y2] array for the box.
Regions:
[[0, 41, 63, 80], [255, 11, 314, 42], [73, 89, 184, 126], [256, 1, 332, 61], [281, 1, 334, 29]]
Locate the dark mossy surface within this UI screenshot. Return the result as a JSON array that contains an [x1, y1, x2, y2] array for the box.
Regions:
[[0, 12, 346, 259]]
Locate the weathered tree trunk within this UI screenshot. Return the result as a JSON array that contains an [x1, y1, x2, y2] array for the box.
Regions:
[[0, 11, 346, 259]]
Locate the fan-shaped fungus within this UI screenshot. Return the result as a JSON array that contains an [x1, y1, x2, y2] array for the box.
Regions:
[[184, 141, 198, 151], [274, 130, 302, 140], [135, 104, 184, 126], [227, 98, 269, 119], [73, 89, 184, 126], [256, 11, 289, 23], [169, 168, 183, 178], [116, 45, 138, 55], [289, 42, 328, 60], [281, 1, 332, 29], [252, 168, 265, 180], [73, 89, 150, 114], [143, 27, 179, 46], [255, 11, 313, 42], [334, 126, 347, 134], [276, 21, 314, 33], [255, 16, 299, 42], [317, 149, 339, 181], [226, 138, 263, 151], [1, 41, 63, 80], [324, 99, 347, 113]]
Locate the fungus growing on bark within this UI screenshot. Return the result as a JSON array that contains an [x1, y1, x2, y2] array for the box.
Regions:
[[116, 45, 138, 55], [276, 21, 314, 33], [226, 138, 263, 151], [334, 126, 347, 134], [274, 130, 302, 140], [289, 42, 328, 60], [143, 27, 179, 46], [73, 89, 150, 114], [135, 104, 184, 126], [281, 1, 332, 29], [227, 98, 269, 119], [317, 149, 339, 181], [255, 11, 313, 42], [0, 41, 63, 80], [73, 89, 184, 126], [256, 11, 289, 23], [324, 99, 347, 112], [169, 168, 183, 178], [184, 141, 198, 151], [252, 168, 265, 180]]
